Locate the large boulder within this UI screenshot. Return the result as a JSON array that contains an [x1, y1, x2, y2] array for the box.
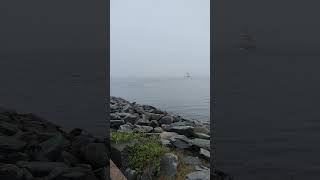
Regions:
[[160, 153, 178, 178], [165, 125, 194, 137], [17, 161, 69, 177], [122, 114, 139, 125], [158, 116, 174, 125]]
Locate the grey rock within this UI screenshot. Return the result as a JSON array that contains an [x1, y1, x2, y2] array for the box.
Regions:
[[136, 118, 151, 126], [160, 153, 178, 177], [0, 136, 26, 152], [81, 143, 108, 168], [133, 125, 153, 133], [0, 121, 19, 136], [150, 120, 159, 128], [122, 104, 133, 113], [124, 168, 137, 180], [200, 148, 210, 159], [182, 156, 201, 165], [159, 116, 174, 125], [153, 127, 163, 133], [118, 124, 133, 132], [193, 132, 210, 140], [165, 125, 194, 137], [36, 134, 69, 161], [110, 113, 121, 120], [190, 138, 210, 150], [169, 135, 192, 149], [186, 168, 210, 180], [122, 114, 139, 124], [193, 127, 210, 135], [110, 120, 125, 129], [159, 132, 178, 140], [148, 113, 163, 120], [160, 139, 171, 147]]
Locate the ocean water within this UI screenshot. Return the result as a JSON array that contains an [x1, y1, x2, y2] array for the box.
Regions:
[[110, 77, 210, 123], [214, 53, 320, 180]]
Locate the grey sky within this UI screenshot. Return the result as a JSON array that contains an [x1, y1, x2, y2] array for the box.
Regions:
[[111, 0, 210, 78]]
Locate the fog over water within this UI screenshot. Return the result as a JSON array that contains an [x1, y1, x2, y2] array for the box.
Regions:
[[111, 0, 210, 78]]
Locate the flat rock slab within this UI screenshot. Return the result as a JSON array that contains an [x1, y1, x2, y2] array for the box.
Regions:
[[190, 138, 210, 150]]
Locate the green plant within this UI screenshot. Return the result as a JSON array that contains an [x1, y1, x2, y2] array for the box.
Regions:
[[128, 136, 166, 173], [110, 131, 142, 144]]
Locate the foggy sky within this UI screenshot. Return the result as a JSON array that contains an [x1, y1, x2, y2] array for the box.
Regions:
[[111, 0, 210, 78]]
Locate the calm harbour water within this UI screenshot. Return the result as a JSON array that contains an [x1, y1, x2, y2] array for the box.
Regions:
[[111, 77, 210, 123], [214, 53, 320, 180]]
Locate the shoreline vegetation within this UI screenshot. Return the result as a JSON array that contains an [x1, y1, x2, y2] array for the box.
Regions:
[[0, 107, 109, 180], [110, 96, 232, 180]]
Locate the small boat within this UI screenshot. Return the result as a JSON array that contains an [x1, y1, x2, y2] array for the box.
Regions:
[[184, 72, 191, 78]]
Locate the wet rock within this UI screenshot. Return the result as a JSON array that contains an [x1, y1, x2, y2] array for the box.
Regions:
[[159, 116, 174, 125], [110, 120, 125, 129], [0, 164, 25, 180], [190, 138, 210, 150], [182, 156, 201, 166], [160, 153, 178, 178], [200, 148, 210, 159], [0, 136, 26, 152], [81, 143, 108, 169], [124, 168, 137, 180], [153, 127, 163, 133], [0, 121, 19, 136]]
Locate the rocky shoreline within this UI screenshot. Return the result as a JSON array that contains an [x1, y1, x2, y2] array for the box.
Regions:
[[0, 107, 109, 180], [110, 96, 232, 180]]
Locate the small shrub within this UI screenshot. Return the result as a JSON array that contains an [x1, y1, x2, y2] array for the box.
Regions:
[[110, 131, 142, 144], [128, 136, 166, 174]]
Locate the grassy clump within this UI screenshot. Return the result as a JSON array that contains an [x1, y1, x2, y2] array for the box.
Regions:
[[128, 136, 166, 174], [110, 131, 142, 144], [171, 149, 196, 180]]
